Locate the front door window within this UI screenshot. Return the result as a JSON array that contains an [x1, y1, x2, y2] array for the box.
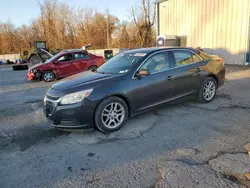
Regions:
[[58, 54, 73, 62], [139, 52, 170, 74]]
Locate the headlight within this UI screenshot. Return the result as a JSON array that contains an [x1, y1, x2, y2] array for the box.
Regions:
[[43, 96, 47, 105], [31, 69, 37, 73], [59, 89, 93, 105]]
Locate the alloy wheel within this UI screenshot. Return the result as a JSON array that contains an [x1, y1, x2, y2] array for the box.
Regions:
[[44, 72, 53, 81], [101, 102, 125, 129], [203, 81, 216, 101]]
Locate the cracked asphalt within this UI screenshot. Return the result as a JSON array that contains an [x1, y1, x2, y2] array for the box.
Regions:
[[0, 64, 250, 188]]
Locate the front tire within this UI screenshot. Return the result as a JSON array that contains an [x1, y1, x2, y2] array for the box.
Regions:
[[94, 97, 129, 133], [198, 77, 217, 103], [42, 71, 55, 82]]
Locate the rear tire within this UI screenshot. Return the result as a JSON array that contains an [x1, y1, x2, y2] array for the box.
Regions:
[[198, 77, 217, 103], [42, 71, 55, 82], [94, 97, 129, 133]]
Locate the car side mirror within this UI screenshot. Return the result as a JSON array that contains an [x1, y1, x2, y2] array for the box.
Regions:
[[54, 60, 60, 64], [135, 69, 150, 78]]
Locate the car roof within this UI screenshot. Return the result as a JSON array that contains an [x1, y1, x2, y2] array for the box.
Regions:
[[61, 49, 87, 53], [124, 47, 200, 54]]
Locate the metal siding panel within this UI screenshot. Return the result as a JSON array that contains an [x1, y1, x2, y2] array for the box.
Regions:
[[231, 0, 237, 53], [192, 0, 195, 46], [244, 0, 250, 64], [169, 0, 173, 34], [181, 0, 185, 36], [217, 0, 224, 48], [192, 0, 196, 47], [187, 0, 192, 46], [227, 0, 233, 54], [222, 0, 228, 50], [213, 0, 218, 49], [174, 0, 178, 34], [237, 0, 244, 64], [205, 0, 209, 48], [157, 0, 249, 64], [200, 0, 206, 47]]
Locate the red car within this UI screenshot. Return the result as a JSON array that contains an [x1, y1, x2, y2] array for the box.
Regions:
[[27, 49, 105, 82]]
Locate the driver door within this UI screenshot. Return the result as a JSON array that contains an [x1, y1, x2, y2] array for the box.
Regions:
[[54, 53, 74, 78], [132, 51, 176, 112]]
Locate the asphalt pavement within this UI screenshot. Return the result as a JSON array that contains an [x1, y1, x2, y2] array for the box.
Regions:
[[0, 64, 250, 188]]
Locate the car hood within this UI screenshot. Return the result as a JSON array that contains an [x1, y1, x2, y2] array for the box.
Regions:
[[28, 62, 45, 71], [51, 71, 116, 92]]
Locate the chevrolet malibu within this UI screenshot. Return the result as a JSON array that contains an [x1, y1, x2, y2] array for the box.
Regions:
[[44, 47, 225, 133]]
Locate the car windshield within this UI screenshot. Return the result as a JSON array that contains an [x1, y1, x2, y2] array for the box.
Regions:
[[44, 52, 62, 63], [96, 52, 146, 74]]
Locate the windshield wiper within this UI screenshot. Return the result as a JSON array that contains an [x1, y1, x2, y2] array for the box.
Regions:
[[96, 71, 106, 74], [96, 71, 118, 75]]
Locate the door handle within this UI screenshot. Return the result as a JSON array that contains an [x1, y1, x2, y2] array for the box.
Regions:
[[195, 68, 201, 73], [167, 76, 173, 80]]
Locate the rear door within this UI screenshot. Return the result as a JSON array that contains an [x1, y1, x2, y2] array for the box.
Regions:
[[168, 50, 205, 98], [54, 53, 75, 78], [73, 52, 90, 73]]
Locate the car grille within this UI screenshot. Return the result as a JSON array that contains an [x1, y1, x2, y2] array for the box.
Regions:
[[45, 103, 53, 116]]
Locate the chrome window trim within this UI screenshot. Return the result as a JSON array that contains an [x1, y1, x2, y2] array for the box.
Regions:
[[132, 49, 203, 79]]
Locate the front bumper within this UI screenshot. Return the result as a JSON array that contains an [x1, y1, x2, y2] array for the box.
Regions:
[[44, 99, 96, 129], [27, 72, 35, 80]]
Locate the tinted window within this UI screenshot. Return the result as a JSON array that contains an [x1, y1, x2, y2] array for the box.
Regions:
[[74, 53, 90, 60], [140, 52, 170, 74], [173, 51, 201, 66], [192, 53, 201, 62], [97, 52, 145, 74], [58, 54, 73, 62]]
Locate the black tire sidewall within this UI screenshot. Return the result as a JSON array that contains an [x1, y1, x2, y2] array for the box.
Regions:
[[94, 97, 129, 133], [198, 77, 217, 103], [43, 71, 55, 82]]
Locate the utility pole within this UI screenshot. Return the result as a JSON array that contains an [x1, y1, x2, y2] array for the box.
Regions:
[[106, 9, 110, 49]]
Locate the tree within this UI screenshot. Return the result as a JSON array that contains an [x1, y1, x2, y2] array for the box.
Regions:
[[0, 20, 17, 53], [132, 0, 155, 47], [119, 24, 130, 48], [0, 0, 156, 54]]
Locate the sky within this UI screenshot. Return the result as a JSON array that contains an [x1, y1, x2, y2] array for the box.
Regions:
[[0, 0, 141, 27]]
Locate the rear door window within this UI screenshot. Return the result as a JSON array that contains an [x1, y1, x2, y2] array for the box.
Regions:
[[173, 50, 201, 67], [74, 53, 90, 60]]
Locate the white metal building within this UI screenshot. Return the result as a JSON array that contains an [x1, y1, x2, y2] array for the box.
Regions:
[[155, 0, 250, 65]]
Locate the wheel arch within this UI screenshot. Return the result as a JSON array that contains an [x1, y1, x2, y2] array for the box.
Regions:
[[94, 94, 131, 123], [207, 74, 218, 85], [111, 94, 131, 117]]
